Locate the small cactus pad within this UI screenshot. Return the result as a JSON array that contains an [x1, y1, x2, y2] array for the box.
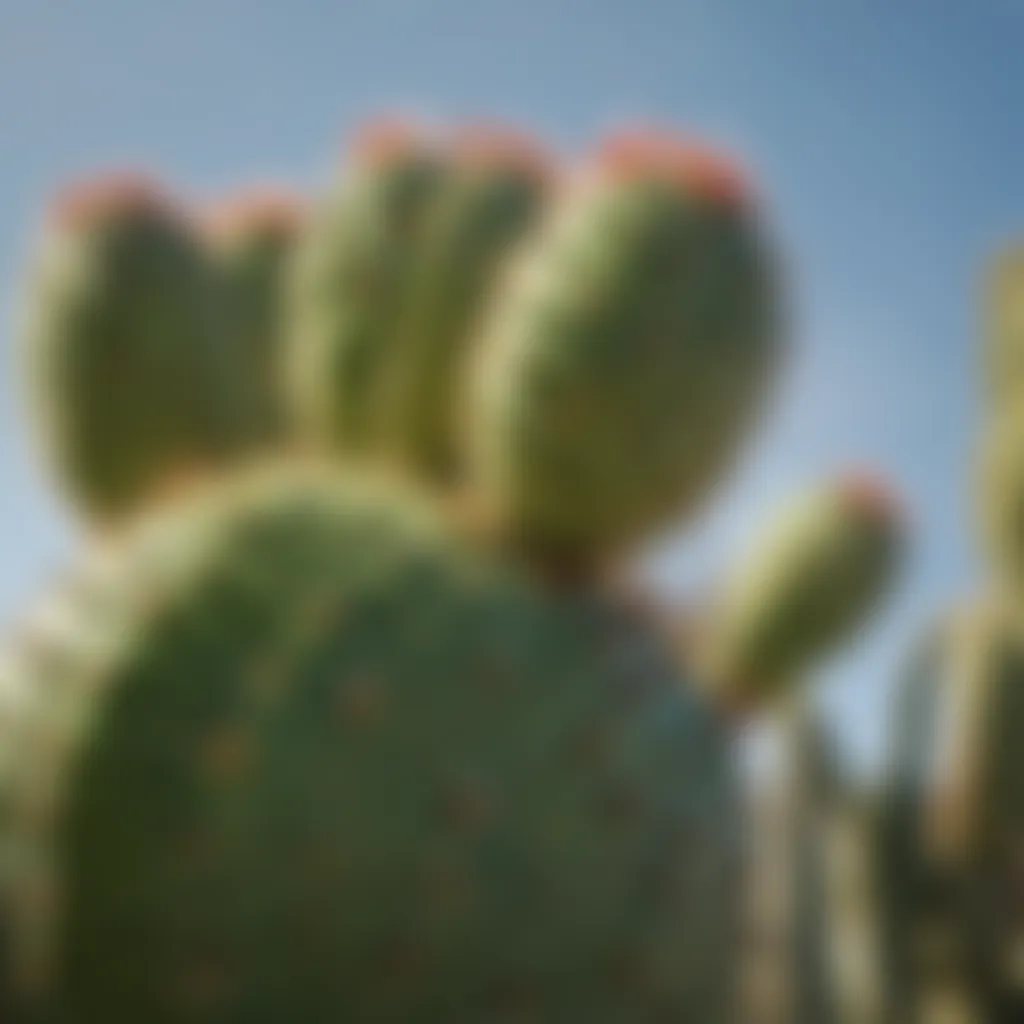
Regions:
[[877, 601, 1024, 1017], [702, 471, 905, 705], [382, 124, 552, 481], [976, 410, 1024, 594], [470, 128, 783, 563], [206, 186, 306, 445], [19, 173, 249, 525], [0, 467, 742, 1021], [287, 119, 446, 456], [982, 245, 1024, 407]]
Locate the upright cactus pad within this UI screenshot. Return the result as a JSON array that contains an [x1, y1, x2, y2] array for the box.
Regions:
[[18, 174, 247, 525], [982, 246, 1024, 408], [877, 601, 1024, 1019], [977, 409, 1024, 597], [0, 468, 742, 1022], [206, 187, 305, 445], [701, 472, 905, 707], [383, 126, 551, 481], [471, 129, 783, 563], [287, 120, 446, 455]]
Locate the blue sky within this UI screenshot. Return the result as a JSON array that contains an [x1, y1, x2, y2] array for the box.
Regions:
[[0, 0, 1020, 772]]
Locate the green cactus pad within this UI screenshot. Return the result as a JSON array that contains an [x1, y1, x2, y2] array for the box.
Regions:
[[19, 174, 249, 526], [383, 126, 550, 481], [0, 467, 741, 1022], [471, 130, 782, 563], [704, 473, 905, 706], [982, 246, 1024, 408], [287, 121, 446, 456], [877, 601, 1024, 1018], [207, 187, 305, 446]]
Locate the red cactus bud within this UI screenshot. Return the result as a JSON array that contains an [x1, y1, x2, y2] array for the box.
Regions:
[[203, 185, 306, 243], [347, 116, 432, 167], [593, 128, 750, 207], [450, 123, 553, 183], [48, 171, 175, 231], [834, 468, 906, 529]]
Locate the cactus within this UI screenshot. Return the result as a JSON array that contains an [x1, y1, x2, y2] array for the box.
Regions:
[[382, 126, 551, 482], [873, 249, 1024, 1019], [982, 246, 1024, 408], [877, 600, 1024, 1020], [688, 472, 903, 1024], [206, 186, 305, 446], [470, 129, 783, 566], [287, 120, 446, 456], [698, 472, 906, 712], [18, 174, 249, 526], [0, 468, 742, 1021]]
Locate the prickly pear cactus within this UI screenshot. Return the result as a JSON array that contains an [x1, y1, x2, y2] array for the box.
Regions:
[[0, 468, 742, 1022], [471, 130, 782, 564], [18, 175, 248, 526], [877, 600, 1024, 1021], [701, 473, 905, 710], [206, 187, 305, 445], [693, 472, 903, 1024], [287, 121, 446, 456], [383, 127, 550, 481]]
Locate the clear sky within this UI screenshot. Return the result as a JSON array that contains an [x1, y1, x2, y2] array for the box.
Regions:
[[0, 0, 1020, 773]]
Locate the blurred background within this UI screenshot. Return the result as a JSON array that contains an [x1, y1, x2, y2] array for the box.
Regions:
[[0, 0, 1019, 777]]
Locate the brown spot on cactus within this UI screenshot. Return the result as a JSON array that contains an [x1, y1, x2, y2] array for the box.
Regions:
[[442, 781, 494, 832], [175, 959, 236, 1017], [199, 727, 253, 785], [336, 673, 389, 726], [599, 783, 645, 826]]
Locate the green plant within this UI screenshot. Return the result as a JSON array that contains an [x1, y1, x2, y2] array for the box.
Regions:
[[206, 186, 306, 446], [470, 130, 783, 567], [0, 467, 742, 1022], [18, 174, 250, 527]]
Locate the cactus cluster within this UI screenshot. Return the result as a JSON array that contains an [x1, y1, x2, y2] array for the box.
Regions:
[[0, 114, 904, 1021], [875, 246, 1024, 1020]]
